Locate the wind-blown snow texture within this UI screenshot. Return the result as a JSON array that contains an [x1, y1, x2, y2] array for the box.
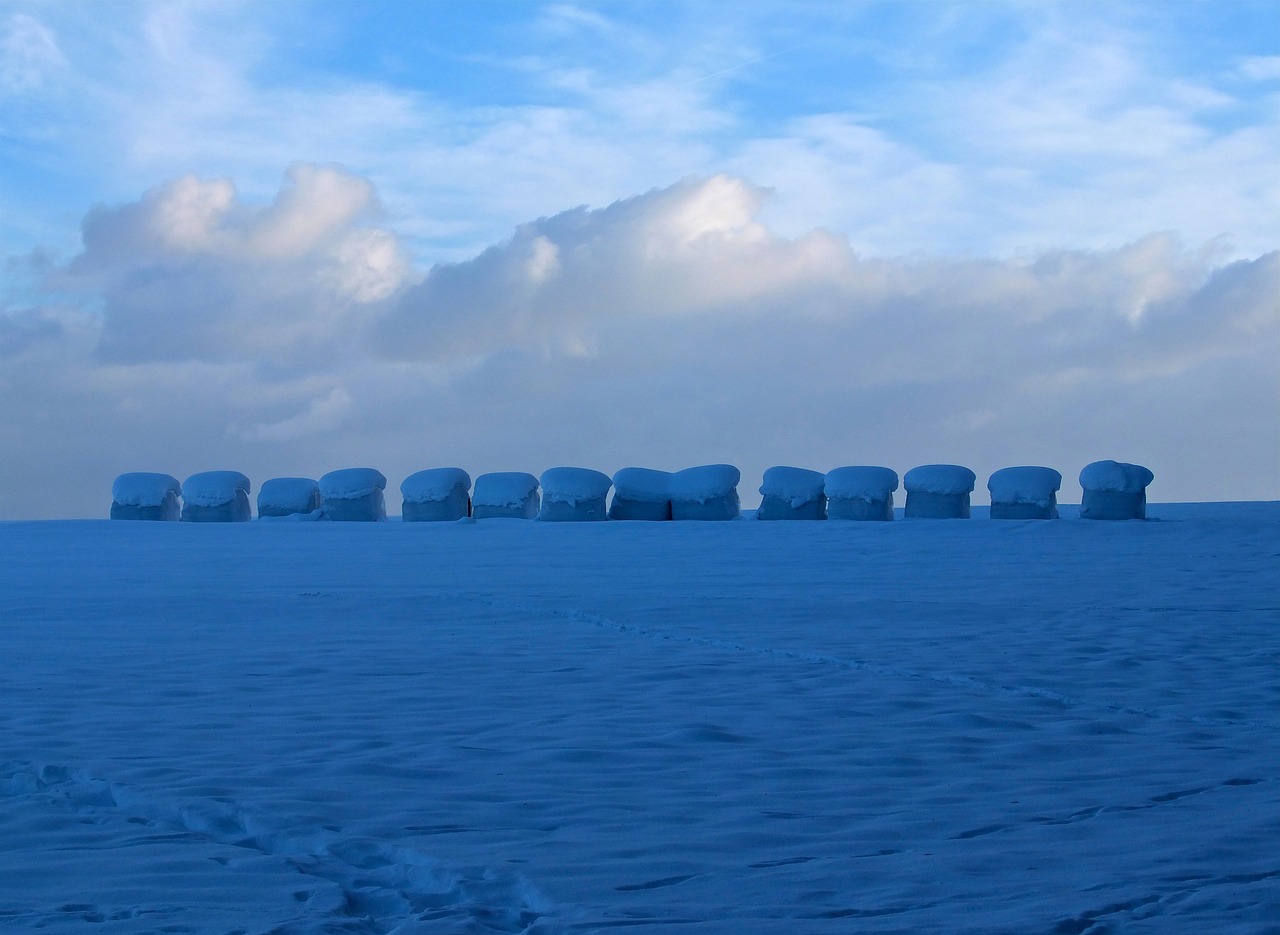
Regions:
[[1, 504, 1277, 933]]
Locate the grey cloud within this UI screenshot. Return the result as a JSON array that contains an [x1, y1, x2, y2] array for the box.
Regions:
[[0, 309, 66, 359], [0, 303, 99, 360]]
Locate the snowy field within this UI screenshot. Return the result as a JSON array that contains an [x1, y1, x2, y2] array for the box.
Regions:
[[2, 504, 1277, 934]]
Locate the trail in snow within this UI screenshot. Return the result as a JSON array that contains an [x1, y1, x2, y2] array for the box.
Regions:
[[0, 505, 1276, 933]]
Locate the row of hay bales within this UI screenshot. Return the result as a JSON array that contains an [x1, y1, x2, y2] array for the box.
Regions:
[[110, 461, 1154, 522]]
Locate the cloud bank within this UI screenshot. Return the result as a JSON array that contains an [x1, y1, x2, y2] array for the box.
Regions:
[[2, 167, 1276, 518]]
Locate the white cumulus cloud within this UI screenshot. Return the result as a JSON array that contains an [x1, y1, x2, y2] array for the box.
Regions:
[[53, 164, 410, 364]]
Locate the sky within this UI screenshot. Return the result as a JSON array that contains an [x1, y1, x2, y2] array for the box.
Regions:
[[1, 0, 1277, 519]]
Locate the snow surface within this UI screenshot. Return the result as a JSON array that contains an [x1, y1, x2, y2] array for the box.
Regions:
[[400, 468, 472, 503], [1081, 460, 1156, 494], [987, 466, 1062, 505], [611, 468, 672, 503], [824, 465, 899, 501], [319, 468, 387, 500], [1, 503, 1277, 933], [758, 466, 826, 507], [110, 472, 181, 507], [473, 472, 540, 508], [257, 477, 321, 514], [539, 467, 612, 505], [904, 464, 977, 495], [669, 464, 741, 503], [181, 471, 252, 507]]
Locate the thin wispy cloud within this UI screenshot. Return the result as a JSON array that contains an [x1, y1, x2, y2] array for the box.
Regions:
[[1238, 55, 1280, 82], [5, 2, 1276, 266], [687, 43, 811, 86], [0, 11, 66, 93]]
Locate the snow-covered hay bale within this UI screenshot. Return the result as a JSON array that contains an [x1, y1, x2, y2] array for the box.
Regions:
[[181, 471, 252, 522], [257, 477, 321, 518], [110, 472, 182, 521], [671, 464, 741, 521], [824, 466, 899, 521], [472, 472, 540, 520], [1079, 460, 1154, 520], [988, 466, 1062, 520], [757, 466, 827, 520], [904, 464, 976, 519], [401, 468, 471, 522], [538, 467, 612, 522], [320, 468, 387, 522], [608, 468, 672, 521]]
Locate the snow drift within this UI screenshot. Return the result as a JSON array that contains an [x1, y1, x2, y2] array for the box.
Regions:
[[4, 502, 1275, 933]]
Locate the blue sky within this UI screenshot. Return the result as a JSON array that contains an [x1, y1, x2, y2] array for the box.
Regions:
[[1, 1, 1277, 517]]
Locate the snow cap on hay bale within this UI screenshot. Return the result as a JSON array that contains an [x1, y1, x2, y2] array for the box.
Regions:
[[671, 464, 741, 521], [110, 472, 182, 521], [824, 466, 899, 521], [757, 466, 827, 520], [538, 467, 612, 522], [988, 466, 1062, 520], [181, 471, 252, 522], [257, 477, 321, 519], [472, 472, 540, 520], [320, 468, 387, 522], [904, 464, 976, 519], [1079, 460, 1154, 520], [401, 468, 471, 522], [609, 468, 672, 521]]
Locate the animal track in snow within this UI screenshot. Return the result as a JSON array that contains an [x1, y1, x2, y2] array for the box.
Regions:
[[1, 761, 554, 934]]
